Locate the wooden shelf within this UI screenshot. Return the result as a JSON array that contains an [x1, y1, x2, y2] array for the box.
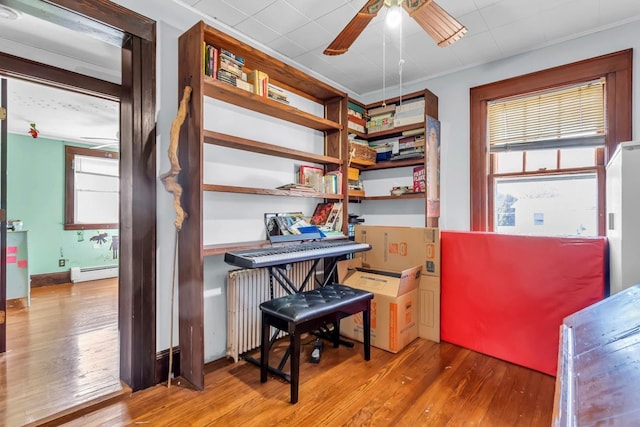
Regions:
[[365, 193, 425, 201], [203, 78, 342, 132], [203, 184, 344, 200], [203, 240, 271, 256], [348, 129, 367, 139], [355, 157, 424, 171], [204, 130, 342, 166], [366, 123, 425, 140], [178, 21, 350, 391]]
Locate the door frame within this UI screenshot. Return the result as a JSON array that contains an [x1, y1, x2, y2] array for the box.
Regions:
[[1, 78, 7, 352], [0, 0, 157, 391]]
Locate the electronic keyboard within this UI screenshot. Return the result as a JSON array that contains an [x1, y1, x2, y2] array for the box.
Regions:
[[224, 240, 371, 268]]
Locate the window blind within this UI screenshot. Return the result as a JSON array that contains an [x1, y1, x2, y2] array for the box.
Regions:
[[488, 79, 605, 152]]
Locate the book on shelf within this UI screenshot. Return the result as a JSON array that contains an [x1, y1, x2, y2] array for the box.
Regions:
[[247, 69, 269, 97], [310, 202, 335, 227], [276, 183, 315, 192], [203, 43, 219, 78], [219, 57, 243, 78], [323, 170, 343, 195], [348, 101, 365, 119], [348, 120, 365, 133], [413, 166, 426, 193], [235, 79, 253, 92], [217, 68, 237, 86], [299, 165, 324, 192], [394, 114, 424, 127], [220, 48, 245, 66], [266, 212, 307, 236], [396, 98, 425, 114], [310, 202, 342, 231], [402, 127, 425, 137], [348, 114, 366, 133], [368, 103, 396, 116]]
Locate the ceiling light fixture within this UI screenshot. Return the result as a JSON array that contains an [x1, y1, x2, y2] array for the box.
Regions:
[[385, 3, 402, 29], [0, 5, 20, 20]]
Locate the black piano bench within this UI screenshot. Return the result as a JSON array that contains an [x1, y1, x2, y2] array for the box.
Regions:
[[259, 284, 374, 404]]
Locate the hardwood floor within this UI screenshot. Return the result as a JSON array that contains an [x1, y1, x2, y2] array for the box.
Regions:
[[1, 279, 125, 427], [66, 334, 556, 426], [2, 280, 556, 426]]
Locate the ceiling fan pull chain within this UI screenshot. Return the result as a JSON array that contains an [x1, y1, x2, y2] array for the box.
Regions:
[[382, 22, 387, 107], [398, 17, 404, 106]]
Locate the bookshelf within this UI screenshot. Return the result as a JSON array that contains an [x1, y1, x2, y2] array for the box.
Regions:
[[177, 21, 348, 390], [348, 89, 439, 227]]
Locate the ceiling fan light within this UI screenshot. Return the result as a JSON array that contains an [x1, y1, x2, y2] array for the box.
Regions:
[[386, 5, 402, 29]]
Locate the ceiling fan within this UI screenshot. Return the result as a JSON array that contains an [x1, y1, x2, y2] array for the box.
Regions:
[[323, 0, 467, 56], [80, 135, 119, 149]]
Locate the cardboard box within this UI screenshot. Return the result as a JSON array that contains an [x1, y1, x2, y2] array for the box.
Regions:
[[339, 260, 421, 353], [354, 225, 440, 277], [418, 275, 441, 342]]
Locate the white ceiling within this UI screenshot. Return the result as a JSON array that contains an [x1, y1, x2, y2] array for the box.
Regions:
[[1, 0, 640, 145]]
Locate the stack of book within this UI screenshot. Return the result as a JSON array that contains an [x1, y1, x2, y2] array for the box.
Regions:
[[217, 49, 245, 87], [394, 97, 425, 127], [347, 168, 364, 197], [203, 43, 219, 78], [247, 69, 269, 97], [267, 83, 288, 104], [397, 133, 425, 158], [367, 103, 396, 134], [323, 170, 343, 195], [348, 101, 366, 134], [276, 183, 315, 192]]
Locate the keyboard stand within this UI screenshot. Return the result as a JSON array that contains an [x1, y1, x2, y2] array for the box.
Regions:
[[243, 252, 357, 378]]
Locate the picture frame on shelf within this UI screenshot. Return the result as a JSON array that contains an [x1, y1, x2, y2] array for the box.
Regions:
[[299, 165, 324, 192]]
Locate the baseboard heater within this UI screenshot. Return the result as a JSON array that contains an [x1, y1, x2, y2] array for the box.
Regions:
[[70, 265, 118, 283]]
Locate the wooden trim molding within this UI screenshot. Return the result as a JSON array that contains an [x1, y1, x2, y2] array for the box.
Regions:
[[155, 347, 180, 385], [30, 272, 71, 288], [470, 49, 632, 231], [0, 1, 158, 392]]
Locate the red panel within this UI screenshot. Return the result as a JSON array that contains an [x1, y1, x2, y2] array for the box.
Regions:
[[441, 231, 606, 376]]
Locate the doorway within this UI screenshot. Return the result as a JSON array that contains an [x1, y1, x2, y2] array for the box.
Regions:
[[0, 0, 157, 416]]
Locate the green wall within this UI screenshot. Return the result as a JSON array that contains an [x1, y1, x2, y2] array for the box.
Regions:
[[7, 134, 119, 275]]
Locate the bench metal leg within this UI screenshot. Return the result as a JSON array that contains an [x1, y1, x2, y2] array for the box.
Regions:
[[290, 330, 300, 404], [260, 314, 269, 383]]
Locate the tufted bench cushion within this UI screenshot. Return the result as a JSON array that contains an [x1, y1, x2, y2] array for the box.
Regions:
[[260, 284, 374, 324], [260, 284, 373, 403]]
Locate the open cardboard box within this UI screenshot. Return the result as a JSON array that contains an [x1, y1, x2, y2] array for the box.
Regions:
[[338, 259, 421, 353], [353, 225, 440, 277]]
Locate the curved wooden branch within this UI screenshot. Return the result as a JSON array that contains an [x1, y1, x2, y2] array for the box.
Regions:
[[160, 85, 192, 231]]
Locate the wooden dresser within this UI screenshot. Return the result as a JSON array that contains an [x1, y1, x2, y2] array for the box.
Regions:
[[553, 284, 640, 425]]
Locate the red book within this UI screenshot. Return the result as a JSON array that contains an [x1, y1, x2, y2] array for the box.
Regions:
[[413, 166, 425, 193]]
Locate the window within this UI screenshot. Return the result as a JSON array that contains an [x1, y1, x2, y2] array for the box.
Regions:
[[65, 146, 119, 230], [487, 80, 604, 237], [470, 50, 632, 236]]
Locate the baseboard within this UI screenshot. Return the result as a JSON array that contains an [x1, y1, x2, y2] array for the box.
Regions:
[[30, 271, 72, 288], [155, 347, 180, 385]]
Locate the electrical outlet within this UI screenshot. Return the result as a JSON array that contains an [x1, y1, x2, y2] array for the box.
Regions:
[[59, 259, 66, 267]]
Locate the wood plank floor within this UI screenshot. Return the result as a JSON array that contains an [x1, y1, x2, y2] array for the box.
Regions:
[[1, 279, 125, 427], [66, 335, 556, 426], [3, 280, 557, 426]]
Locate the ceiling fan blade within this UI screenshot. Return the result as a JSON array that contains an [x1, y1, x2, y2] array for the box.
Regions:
[[90, 142, 119, 150], [323, 0, 385, 55], [403, 0, 467, 47]]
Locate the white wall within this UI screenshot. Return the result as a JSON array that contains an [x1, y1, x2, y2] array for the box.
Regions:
[[114, 0, 640, 361]]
